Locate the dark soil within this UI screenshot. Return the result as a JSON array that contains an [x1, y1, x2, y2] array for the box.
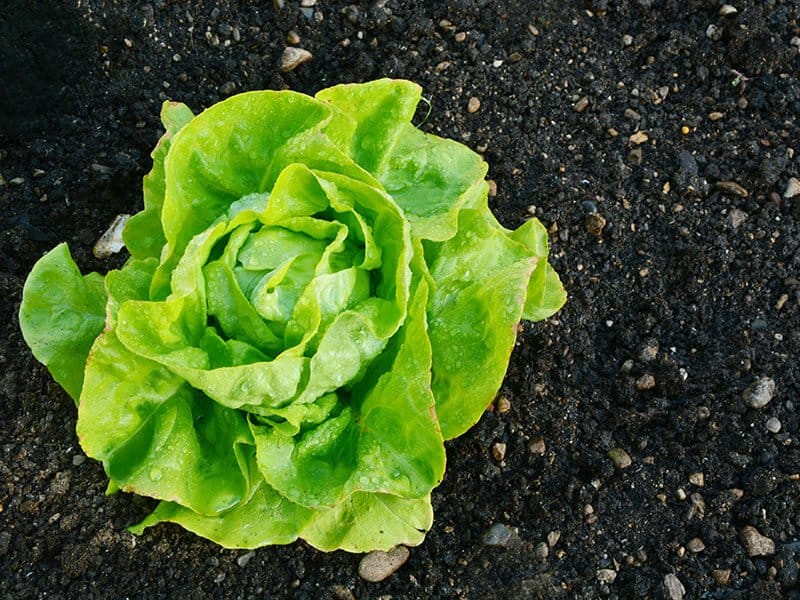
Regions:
[[2, 1, 799, 598]]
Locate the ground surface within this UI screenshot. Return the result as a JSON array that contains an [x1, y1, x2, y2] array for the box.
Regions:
[[1, 1, 799, 598]]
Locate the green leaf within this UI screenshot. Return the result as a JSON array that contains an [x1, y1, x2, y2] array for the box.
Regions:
[[510, 218, 567, 321], [19, 243, 107, 403], [252, 280, 445, 509], [123, 101, 194, 260], [78, 331, 255, 516], [129, 476, 313, 549], [425, 209, 536, 439], [302, 492, 433, 552]]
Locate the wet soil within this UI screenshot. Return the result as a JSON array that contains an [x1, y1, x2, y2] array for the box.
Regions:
[[1, 1, 799, 598]]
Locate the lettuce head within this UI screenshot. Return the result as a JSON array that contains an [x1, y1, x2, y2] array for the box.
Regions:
[[18, 79, 566, 552]]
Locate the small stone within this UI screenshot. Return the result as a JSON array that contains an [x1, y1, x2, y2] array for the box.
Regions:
[[487, 179, 497, 197], [628, 147, 643, 166], [358, 546, 410, 582], [622, 34, 633, 46], [331, 585, 355, 600], [706, 24, 723, 41], [496, 396, 511, 413], [483, 523, 516, 547], [712, 569, 731, 585], [784, 177, 800, 198], [467, 97, 481, 113], [744, 376, 776, 409], [681, 125, 690, 135], [624, 108, 641, 121], [608, 447, 632, 470], [534, 542, 549, 560], [708, 111, 724, 121], [776, 294, 789, 310], [219, 81, 236, 95], [639, 340, 659, 361], [676, 488, 687, 501], [662, 573, 685, 600], [687, 537, 705, 553], [72, 454, 86, 466], [236, 551, 255, 567], [596, 569, 617, 584], [300, 0, 316, 6], [280, 47, 313, 72], [585, 212, 606, 236], [528, 24, 539, 36], [286, 30, 301, 45], [719, 4, 738, 16], [715, 180, 749, 197], [765, 417, 781, 433], [547, 530, 561, 547], [689, 472, 705, 487], [529, 437, 547, 455], [492, 442, 507, 462], [455, 31, 466, 42], [573, 97, 590, 113], [636, 374, 656, 391], [727, 208, 749, 229], [741, 526, 775, 557], [629, 130, 649, 145]]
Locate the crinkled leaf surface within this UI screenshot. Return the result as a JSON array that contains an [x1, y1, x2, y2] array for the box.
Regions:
[[18, 78, 565, 553]]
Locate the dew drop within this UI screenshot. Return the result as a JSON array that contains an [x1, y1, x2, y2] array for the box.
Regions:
[[149, 467, 163, 481]]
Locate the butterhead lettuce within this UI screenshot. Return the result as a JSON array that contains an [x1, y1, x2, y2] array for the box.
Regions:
[[19, 79, 565, 552]]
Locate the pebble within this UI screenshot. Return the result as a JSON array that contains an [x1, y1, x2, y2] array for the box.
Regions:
[[689, 472, 705, 487], [708, 111, 724, 121], [622, 34, 633, 46], [455, 31, 466, 42], [744, 376, 775, 409], [236, 551, 255, 567], [608, 447, 632, 470], [467, 97, 481, 113], [219, 81, 236, 95], [765, 417, 781, 433], [687, 537, 705, 553], [715, 180, 749, 198], [719, 4, 738, 16], [636, 374, 656, 391], [639, 340, 658, 361], [286, 30, 301, 45], [784, 177, 800, 198], [547, 530, 561, 547], [573, 97, 590, 113], [492, 442, 507, 462], [596, 568, 617, 584], [280, 47, 313, 72], [534, 542, 549, 560], [624, 108, 641, 120], [483, 523, 516, 547], [529, 437, 547, 455], [727, 208, 749, 229], [628, 147, 643, 166], [741, 526, 775, 556], [712, 569, 731, 585], [706, 24, 723, 41], [629, 130, 649, 145], [358, 546, 410, 582], [585, 212, 606, 236], [496, 396, 511, 413], [662, 573, 685, 600], [72, 454, 86, 466]]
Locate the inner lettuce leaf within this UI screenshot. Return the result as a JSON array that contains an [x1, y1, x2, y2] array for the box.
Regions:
[[18, 79, 566, 553]]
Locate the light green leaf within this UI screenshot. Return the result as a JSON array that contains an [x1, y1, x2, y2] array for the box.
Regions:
[[78, 331, 255, 516], [303, 492, 433, 553], [19, 243, 106, 403], [129, 476, 313, 549]]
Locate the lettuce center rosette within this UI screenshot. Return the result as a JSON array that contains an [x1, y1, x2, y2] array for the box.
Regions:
[[19, 79, 565, 552]]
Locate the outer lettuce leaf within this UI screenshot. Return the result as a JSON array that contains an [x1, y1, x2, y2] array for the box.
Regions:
[[123, 101, 194, 261], [19, 243, 106, 403], [129, 477, 313, 549]]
